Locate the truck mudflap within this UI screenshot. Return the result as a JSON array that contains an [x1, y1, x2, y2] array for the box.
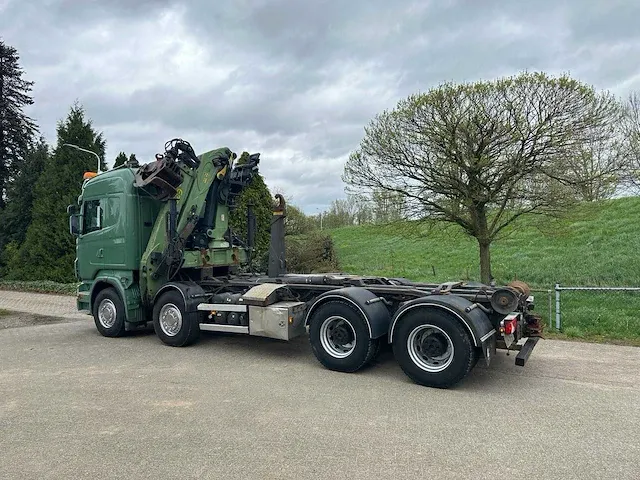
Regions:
[[482, 332, 497, 367]]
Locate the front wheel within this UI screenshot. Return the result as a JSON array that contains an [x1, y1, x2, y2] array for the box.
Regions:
[[392, 309, 476, 388], [93, 288, 127, 337], [153, 290, 200, 347], [308, 301, 379, 373]]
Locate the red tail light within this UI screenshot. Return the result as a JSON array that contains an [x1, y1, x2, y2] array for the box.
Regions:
[[500, 314, 519, 336]]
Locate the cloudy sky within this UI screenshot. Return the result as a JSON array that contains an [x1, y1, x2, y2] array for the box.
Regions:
[[2, 0, 639, 213]]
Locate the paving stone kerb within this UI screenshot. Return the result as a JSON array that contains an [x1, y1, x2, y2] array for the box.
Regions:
[[0, 290, 86, 318]]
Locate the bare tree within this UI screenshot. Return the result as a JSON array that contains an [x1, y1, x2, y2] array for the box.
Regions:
[[344, 193, 373, 225], [622, 91, 640, 190], [555, 121, 629, 201], [343, 72, 621, 283], [371, 188, 406, 223], [323, 199, 356, 228]]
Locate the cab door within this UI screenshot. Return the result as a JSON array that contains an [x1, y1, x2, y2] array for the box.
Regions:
[[77, 196, 125, 280], [77, 198, 104, 280]]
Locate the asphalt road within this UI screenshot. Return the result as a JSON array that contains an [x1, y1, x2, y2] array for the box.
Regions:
[[0, 291, 639, 479]]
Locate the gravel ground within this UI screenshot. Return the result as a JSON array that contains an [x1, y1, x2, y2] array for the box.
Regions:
[[0, 311, 76, 330]]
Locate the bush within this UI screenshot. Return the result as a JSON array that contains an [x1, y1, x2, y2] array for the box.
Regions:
[[286, 231, 338, 273], [0, 280, 78, 295], [285, 205, 317, 235]]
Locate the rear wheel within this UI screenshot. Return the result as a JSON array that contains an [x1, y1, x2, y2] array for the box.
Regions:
[[93, 288, 127, 337], [308, 301, 379, 373], [392, 309, 476, 388], [153, 290, 200, 347]]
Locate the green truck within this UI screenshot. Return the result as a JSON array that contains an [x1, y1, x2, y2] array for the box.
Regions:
[[68, 138, 543, 388]]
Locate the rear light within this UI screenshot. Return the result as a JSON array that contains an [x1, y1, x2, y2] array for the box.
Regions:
[[503, 319, 516, 335], [500, 314, 519, 336]]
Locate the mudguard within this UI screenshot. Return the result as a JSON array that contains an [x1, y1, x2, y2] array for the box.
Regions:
[[88, 271, 144, 324], [304, 287, 391, 339], [152, 281, 207, 313], [388, 295, 496, 349]]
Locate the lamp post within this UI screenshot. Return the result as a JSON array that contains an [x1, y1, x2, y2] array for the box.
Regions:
[[62, 143, 101, 174], [316, 208, 323, 230]]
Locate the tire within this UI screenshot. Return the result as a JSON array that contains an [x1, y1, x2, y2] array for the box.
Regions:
[[152, 290, 200, 347], [93, 287, 127, 338], [392, 309, 476, 388], [308, 301, 379, 373]]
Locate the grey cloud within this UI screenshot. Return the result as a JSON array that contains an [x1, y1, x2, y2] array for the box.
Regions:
[[2, 0, 640, 212]]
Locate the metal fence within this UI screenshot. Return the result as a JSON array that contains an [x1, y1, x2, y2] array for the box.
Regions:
[[530, 288, 554, 328], [527, 285, 640, 336], [553, 284, 640, 331]]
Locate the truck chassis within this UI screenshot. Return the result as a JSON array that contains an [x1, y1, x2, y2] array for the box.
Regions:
[[91, 270, 542, 388]]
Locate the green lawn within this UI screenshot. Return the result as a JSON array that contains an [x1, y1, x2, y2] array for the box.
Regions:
[[329, 197, 640, 344]]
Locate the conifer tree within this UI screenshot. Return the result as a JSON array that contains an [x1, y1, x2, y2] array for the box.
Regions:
[[10, 104, 105, 281], [0, 137, 48, 247], [114, 151, 127, 168], [0, 40, 37, 208]]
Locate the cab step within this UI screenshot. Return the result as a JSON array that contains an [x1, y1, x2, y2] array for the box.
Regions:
[[199, 324, 249, 334]]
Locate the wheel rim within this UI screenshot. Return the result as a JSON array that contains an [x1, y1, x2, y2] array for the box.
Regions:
[[97, 299, 117, 329], [407, 324, 454, 372], [319, 315, 357, 358], [159, 303, 183, 337]]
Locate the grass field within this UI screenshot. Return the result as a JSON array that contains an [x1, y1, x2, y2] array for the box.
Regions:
[[329, 196, 640, 344]]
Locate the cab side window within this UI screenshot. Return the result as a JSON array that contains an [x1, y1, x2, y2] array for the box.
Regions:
[[83, 200, 102, 234]]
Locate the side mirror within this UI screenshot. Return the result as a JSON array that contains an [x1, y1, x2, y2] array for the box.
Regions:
[[68, 204, 80, 236], [69, 214, 80, 236]]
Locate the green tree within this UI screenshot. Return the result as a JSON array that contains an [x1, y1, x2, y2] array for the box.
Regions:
[[0, 40, 38, 208], [113, 151, 127, 168], [229, 151, 273, 267], [0, 137, 48, 276], [344, 72, 621, 283], [285, 204, 316, 235], [9, 104, 106, 281], [128, 153, 137, 165], [0, 137, 48, 247]]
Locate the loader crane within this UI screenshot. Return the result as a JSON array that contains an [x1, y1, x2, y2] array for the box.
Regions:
[[68, 139, 543, 388]]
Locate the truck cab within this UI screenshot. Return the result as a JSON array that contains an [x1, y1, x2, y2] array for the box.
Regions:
[[69, 167, 161, 322]]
